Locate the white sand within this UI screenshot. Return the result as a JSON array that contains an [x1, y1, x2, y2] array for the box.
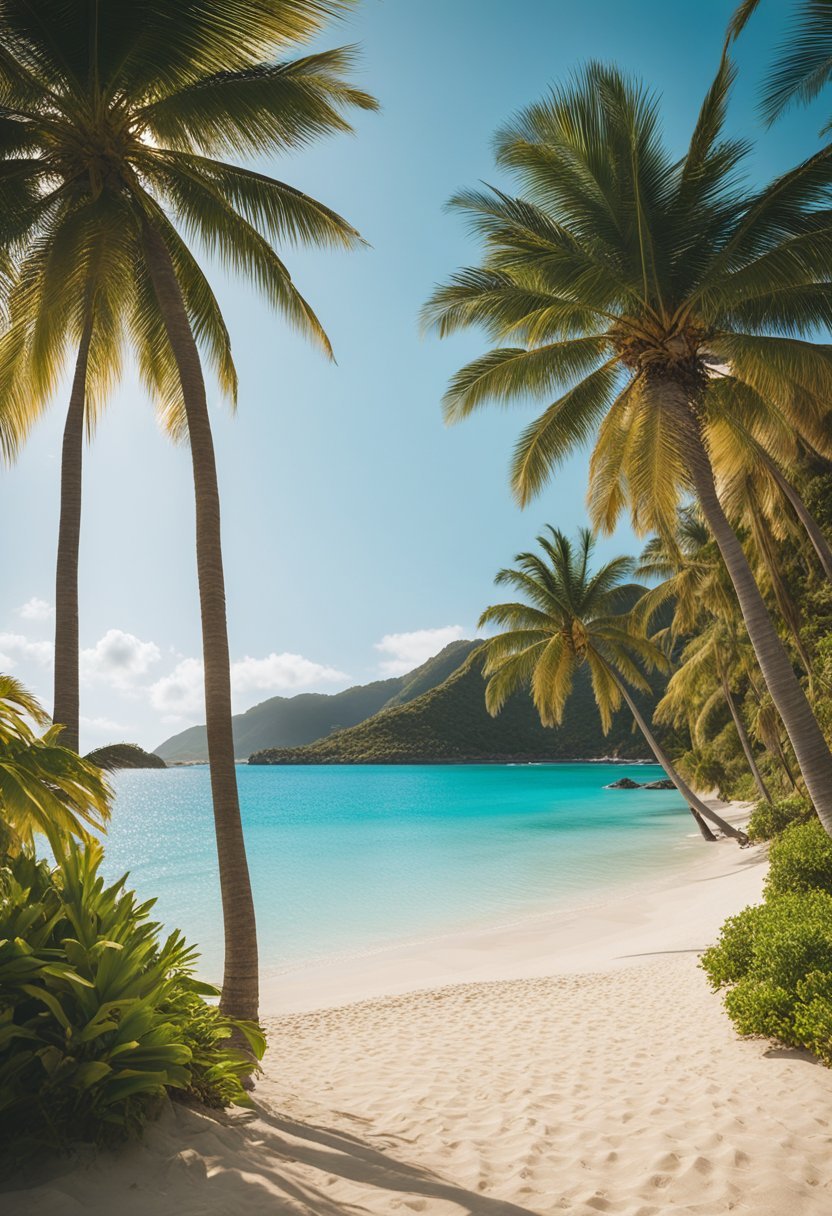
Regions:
[[8, 801, 832, 1215]]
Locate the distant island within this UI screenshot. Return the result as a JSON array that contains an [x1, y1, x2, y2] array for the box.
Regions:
[[154, 639, 671, 766], [248, 644, 670, 765], [155, 640, 480, 763]]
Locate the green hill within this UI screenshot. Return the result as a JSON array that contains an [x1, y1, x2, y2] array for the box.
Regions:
[[154, 640, 479, 762], [249, 647, 668, 765]]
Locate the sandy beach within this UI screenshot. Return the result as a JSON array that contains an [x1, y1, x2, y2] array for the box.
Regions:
[[8, 801, 832, 1216]]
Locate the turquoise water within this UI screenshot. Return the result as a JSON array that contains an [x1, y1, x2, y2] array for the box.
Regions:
[[99, 763, 702, 984]]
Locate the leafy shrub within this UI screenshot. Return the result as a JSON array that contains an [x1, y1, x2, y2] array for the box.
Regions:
[[746, 793, 814, 842], [766, 819, 832, 898], [701, 891, 832, 1062], [0, 840, 265, 1174]]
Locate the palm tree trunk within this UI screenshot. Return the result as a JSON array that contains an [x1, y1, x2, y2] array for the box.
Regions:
[[602, 663, 746, 842], [52, 314, 94, 753], [141, 220, 258, 1022], [765, 457, 832, 583], [746, 495, 814, 680], [749, 689, 799, 792], [689, 807, 718, 841], [719, 672, 773, 804], [671, 390, 832, 838]]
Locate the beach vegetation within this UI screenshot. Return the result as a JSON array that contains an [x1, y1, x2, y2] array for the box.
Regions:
[[0, 839, 264, 1175], [702, 890, 832, 1064], [765, 818, 832, 897], [746, 793, 814, 842]]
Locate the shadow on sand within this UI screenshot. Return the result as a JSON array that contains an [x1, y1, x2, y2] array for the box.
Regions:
[[213, 1099, 542, 1215]]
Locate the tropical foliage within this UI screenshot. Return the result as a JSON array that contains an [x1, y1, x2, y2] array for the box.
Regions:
[[0, 839, 264, 1174], [703, 798, 832, 1067], [746, 792, 815, 842], [0, 674, 110, 854], [765, 818, 832, 896], [702, 888, 832, 1064]]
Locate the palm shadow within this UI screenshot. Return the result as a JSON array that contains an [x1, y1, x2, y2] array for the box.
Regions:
[[213, 1096, 543, 1216]]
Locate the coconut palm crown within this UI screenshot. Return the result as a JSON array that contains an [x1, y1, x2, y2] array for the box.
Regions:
[[0, 0, 377, 447], [425, 57, 832, 835], [479, 527, 658, 729]]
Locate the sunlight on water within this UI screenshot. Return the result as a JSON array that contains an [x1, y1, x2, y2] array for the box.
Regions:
[[100, 763, 701, 983]]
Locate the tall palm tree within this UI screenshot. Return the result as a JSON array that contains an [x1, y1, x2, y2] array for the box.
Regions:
[[0, 1, 376, 1020], [478, 527, 746, 843], [424, 58, 832, 837], [0, 673, 111, 855]]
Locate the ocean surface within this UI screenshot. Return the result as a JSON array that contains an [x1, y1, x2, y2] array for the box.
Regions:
[[97, 763, 705, 984]]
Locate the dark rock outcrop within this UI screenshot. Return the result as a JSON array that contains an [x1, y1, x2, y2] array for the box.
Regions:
[[86, 743, 167, 770]]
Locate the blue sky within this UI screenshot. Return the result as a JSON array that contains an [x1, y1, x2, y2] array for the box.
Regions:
[[0, 0, 826, 749]]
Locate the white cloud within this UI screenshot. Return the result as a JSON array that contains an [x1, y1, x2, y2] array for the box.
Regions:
[[0, 631, 54, 668], [232, 652, 347, 694], [149, 657, 204, 717], [149, 652, 349, 718], [80, 714, 127, 735], [81, 629, 161, 690], [18, 596, 54, 622], [374, 625, 466, 676]]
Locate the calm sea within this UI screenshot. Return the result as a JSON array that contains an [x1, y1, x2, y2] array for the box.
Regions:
[[97, 762, 704, 984]]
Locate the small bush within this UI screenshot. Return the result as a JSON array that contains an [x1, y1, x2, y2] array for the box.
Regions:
[[766, 819, 832, 898], [746, 793, 814, 842], [701, 891, 832, 1061], [0, 841, 265, 1174]]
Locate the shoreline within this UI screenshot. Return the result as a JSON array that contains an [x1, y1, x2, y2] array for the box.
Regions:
[[13, 798, 832, 1216], [158, 756, 668, 766], [261, 798, 763, 1014]]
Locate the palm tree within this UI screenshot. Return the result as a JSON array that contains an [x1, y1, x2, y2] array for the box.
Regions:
[[634, 508, 735, 637], [0, 1, 376, 1020], [424, 58, 832, 837], [0, 674, 111, 855], [655, 620, 774, 805], [636, 516, 778, 803], [477, 527, 746, 843]]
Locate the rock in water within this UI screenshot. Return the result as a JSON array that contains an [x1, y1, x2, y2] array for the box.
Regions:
[[604, 777, 643, 789], [642, 778, 675, 790]]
